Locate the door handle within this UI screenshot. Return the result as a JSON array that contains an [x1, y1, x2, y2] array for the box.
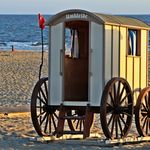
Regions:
[[60, 49, 63, 76]]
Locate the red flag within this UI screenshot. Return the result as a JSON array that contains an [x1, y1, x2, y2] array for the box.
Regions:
[[38, 13, 45, 30]]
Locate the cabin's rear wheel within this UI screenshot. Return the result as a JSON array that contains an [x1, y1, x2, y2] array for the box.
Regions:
[[100, 77, 133, 139], [67, 110, 85, 131], [135, 87, 150, 136], [31, 77, 59, 136]]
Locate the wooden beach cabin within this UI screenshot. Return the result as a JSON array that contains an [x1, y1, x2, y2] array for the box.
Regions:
[[31, 9, 150, 140]]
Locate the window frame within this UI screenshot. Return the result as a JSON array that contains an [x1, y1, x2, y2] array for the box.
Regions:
[[127, 28, 141, 57]]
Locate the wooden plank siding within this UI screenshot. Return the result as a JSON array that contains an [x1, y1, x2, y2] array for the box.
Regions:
[[112, 26, 119, 77], [140, 30, 147, 89], [119, 28, 148, 105], [120, 27, 127, 79], [49, 23, 64, 105], [104, 25, 112, 84], [90, 22, 103, 106], [126, 57, 133, 90]]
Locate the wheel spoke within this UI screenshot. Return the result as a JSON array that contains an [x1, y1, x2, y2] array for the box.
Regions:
[[115, 116, 118, 138], [118, 117, 123, 136], [118, 86, 125, 103], [37, 96, 47, 105], [51, 115, 57, 131], [142, 103, 148, 111], [109, 92, 115, 106], [44, 81, 48, 100], [116, 81, 121, 102], [53, 112, 58, 119], [145, 95, 149, 109], [107, 114, 114, 127], [113, 83, 117, 102], [80, 120, 82, 131], [40, 88, 47, 103], [146, 119, 149, 134], [44, 114, 49, 133], [37, 111, 46, 118], [49, 115, 52, 133], [122, 108, 132, 117], [142, 116, 148, 129], [141, 115, 147, 122], [39, 112, 48, 126], [119, 114, 128, 128], [148, 92, 150, 108], [106, 104, 114, 114], [111, 115, 115, 136], [120, 93, 130, 105], [76, 120, 80, 129]]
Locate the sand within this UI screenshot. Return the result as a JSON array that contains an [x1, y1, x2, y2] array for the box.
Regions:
[[0, 50, 150, 149], [0, 50, 48, 112]]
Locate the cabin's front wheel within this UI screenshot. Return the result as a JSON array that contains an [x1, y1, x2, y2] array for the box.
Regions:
[[100, 77, 133, 139], [135, 87, 150, 136], [31, 77, 59, 136]]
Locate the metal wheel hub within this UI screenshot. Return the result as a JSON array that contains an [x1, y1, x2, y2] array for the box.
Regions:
[[43, 105, 55, 114], [114, 106, 122, 114]]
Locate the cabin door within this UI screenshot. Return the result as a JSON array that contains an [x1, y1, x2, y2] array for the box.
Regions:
[[89, 22, 103, 106], [49, 23, 64, 105]]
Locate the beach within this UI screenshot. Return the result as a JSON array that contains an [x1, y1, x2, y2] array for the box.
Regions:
[[0, 50, 150, 149], [0, 50, 48, 112]]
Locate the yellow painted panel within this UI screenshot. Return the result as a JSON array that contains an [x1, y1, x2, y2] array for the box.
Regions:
[[133, 57, 140, 90], [127, 57, 133, 90], [120, 27, 126, 79], [140, 30, 147, 89], [112, 26, 119, 77]]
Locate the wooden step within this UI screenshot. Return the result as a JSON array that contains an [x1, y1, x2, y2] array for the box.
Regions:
[[57, 131, 84, 135], [59, 116, 85, 120]]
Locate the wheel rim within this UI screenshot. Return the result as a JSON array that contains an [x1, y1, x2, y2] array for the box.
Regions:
[[135, 87, 150, 136], [100, 77, 133, 139], [31, 77, 59, 136]]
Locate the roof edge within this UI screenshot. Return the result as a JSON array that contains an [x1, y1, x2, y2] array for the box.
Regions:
[[46, 9, 104, 26]]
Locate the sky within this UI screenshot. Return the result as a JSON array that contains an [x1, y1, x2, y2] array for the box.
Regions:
[[0, 0, 150, 15]]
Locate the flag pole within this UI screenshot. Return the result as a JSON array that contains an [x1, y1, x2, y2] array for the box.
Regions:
[[39, 28, 44, 80], [38, 13, 45, 80]]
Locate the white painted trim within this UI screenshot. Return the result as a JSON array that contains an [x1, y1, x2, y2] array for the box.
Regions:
[[63, 101, 89, 106]]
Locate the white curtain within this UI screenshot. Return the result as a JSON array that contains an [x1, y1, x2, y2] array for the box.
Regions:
[[129, 30, 137, 56], [72, 30, 79, 58]]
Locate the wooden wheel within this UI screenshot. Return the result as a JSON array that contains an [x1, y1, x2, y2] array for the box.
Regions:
[[67, 110, 85, 131], [31, 77, 59, 136], [100, 77, 133, 139], [135, 87, 150, 136]]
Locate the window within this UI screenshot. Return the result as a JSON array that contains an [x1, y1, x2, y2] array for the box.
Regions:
[[65, 28, 79, 58], [128, 29, 140, 56]]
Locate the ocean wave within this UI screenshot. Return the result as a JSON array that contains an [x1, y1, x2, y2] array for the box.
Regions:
[[31, 42, 48, 46], [0, 42, 7, 46], [0, 41, 48, 50]]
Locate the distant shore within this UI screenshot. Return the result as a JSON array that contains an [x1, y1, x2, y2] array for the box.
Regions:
[[0, 50, 48, 112]]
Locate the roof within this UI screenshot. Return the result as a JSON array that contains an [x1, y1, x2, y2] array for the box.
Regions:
[[46, 9, 150, 29], [95, 13, 150, 29]]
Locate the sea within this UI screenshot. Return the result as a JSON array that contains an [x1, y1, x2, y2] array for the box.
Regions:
[[0, 14, 150, 51]]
